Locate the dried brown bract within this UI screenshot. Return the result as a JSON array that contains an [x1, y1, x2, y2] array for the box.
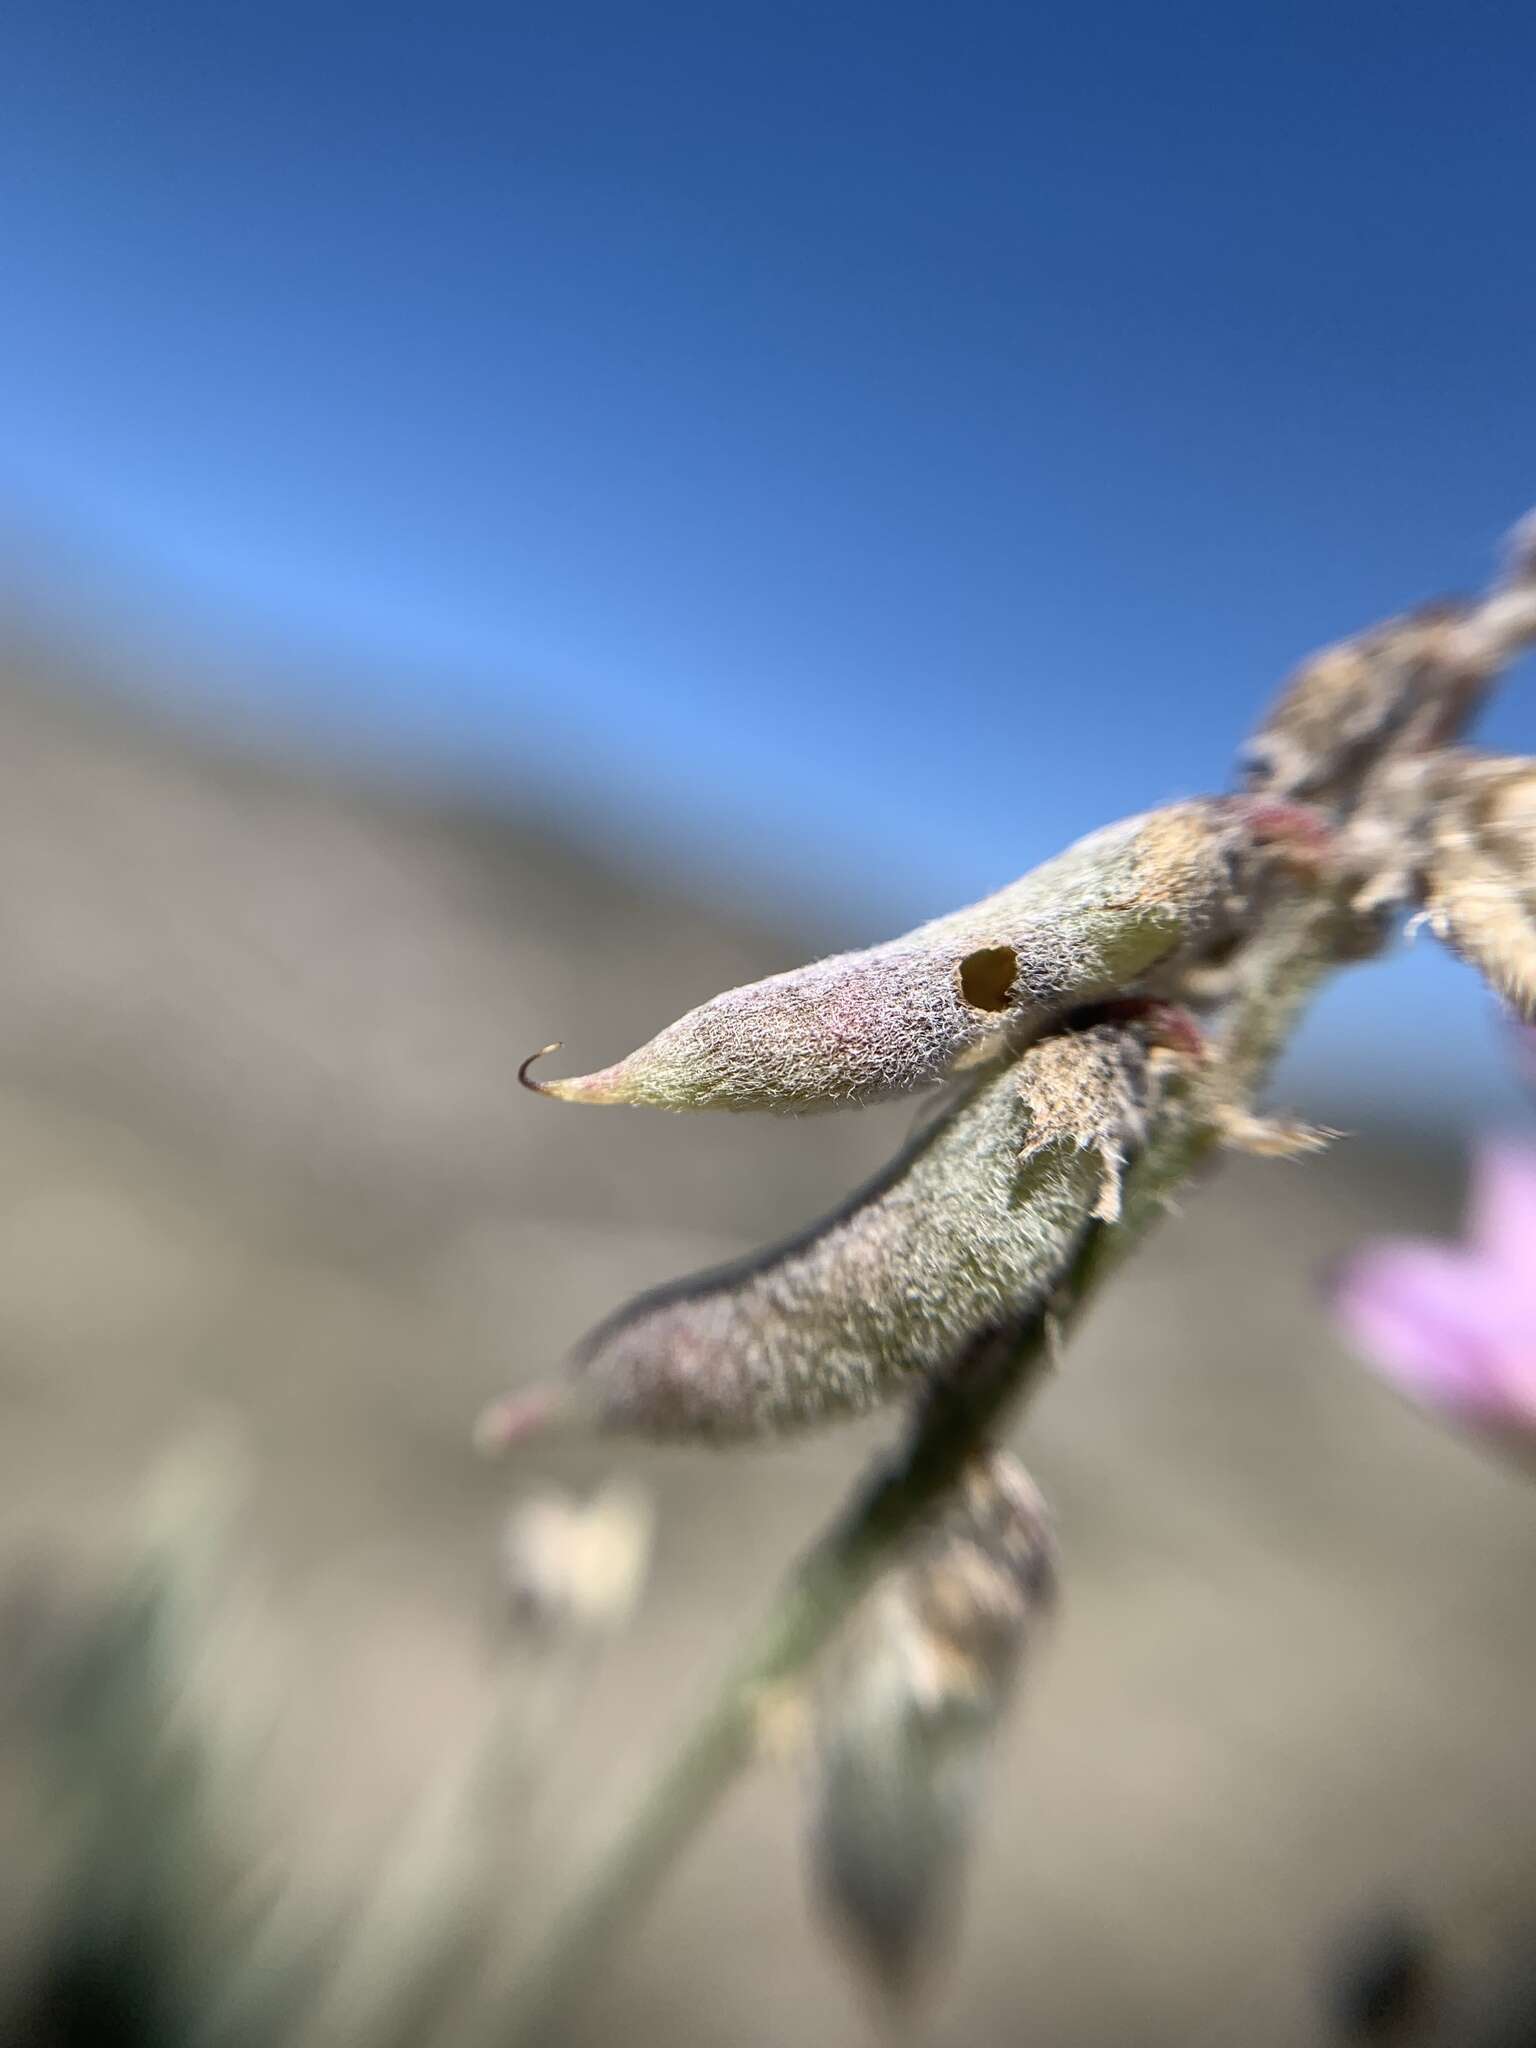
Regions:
[[811, 1453, 1057, 1999], [1420, 752, 1536, 1015], [1243, 603, 1493, 808]]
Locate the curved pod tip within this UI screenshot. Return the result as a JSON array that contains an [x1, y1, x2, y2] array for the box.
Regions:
[[518, 1042, 635, 1105], [474, 1381, 592, 1455]]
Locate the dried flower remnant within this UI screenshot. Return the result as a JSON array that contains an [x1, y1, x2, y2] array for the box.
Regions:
[[1241, 603, 1494, 808], [811, 1453, 1057, 1999], [484, 1020, 1181, 1449], [498, 1482, 654, 1639], [520, 797, 1321, 1114], [1243, 512, 1536, 814], [1419, 754, 1536, 1016], [1242, 535, 1536, 921], [1332, 1143, 1536, 1465]]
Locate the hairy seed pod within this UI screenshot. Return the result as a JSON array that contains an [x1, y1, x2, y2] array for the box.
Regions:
[[520, 797, 1312, 1113], [1240, 603, 1494, 806], [811, 1453, 1057, 1999], [1420, 753, 1536, 1016], [481, 1022, 1171, 1449]]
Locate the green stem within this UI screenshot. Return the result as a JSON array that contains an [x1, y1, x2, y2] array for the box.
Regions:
[[499, 1271, 1082, 2046]]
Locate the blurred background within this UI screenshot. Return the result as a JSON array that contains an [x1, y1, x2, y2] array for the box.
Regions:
[[0, 3, 1534, 2042]]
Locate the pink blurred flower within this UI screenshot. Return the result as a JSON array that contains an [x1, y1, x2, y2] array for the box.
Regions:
[[1333, 1144, 1536, 1458]]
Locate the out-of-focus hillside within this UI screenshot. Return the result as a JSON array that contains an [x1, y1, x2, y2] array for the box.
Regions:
[[0, 666, 1532, 2046], [0, 668, 908, 1236]]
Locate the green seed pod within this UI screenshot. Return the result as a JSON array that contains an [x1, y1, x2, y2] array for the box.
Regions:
[[811, 1453, 1057, 1999], [1421, 752, 1536, 1016], [521, 798, 1300, 1114], [482, 1021, 1171, 1448]]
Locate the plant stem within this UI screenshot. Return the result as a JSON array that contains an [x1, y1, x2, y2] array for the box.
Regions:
[[498, 1273, 1080, 2046]]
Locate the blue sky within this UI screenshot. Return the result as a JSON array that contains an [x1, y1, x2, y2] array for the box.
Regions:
[[2, 1, 1534, 1120]]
